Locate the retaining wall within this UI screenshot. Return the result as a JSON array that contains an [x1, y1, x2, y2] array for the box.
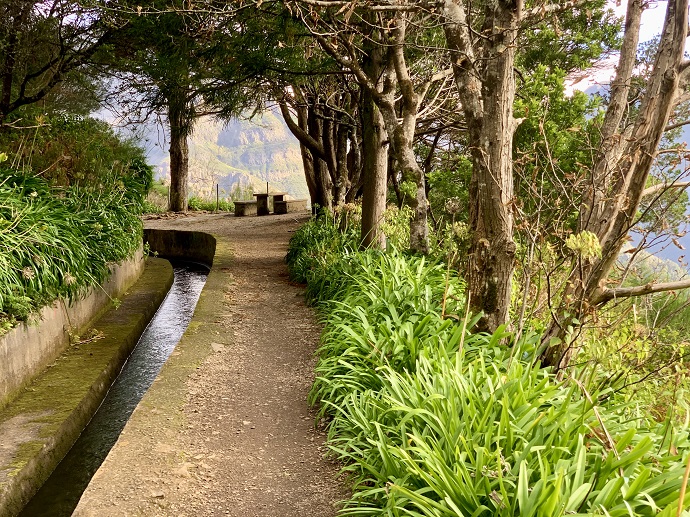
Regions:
[[0, 248, 145, 410]]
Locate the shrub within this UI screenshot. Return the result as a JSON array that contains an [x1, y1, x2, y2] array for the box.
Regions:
[[0, 169, 146, 330], [0, 114, 152, 332], [286, 204, 419, 285], [188, 196, 234, 212], [0, 114, 152, 192], [307, 250, 467, 414], [285, 211, 359, 284], [287, 218, 690, 516]]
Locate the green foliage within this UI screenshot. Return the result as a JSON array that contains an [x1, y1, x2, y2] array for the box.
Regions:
[[329, 343, 690, 516], [637, 144, 690, 237], [286, 204, 422, 285], [142, 198, 166, 214], [565, 231, 602, 261], [150, 179, 169, 197], [380, 205, 414, 251], [513, 67, 600, 242], [287, 217, 690, 516], [0, 129, 149, 329], [580, 320, 689, 423], [507, 67, 605, 332], [0, 114, 153, 194], [285, 211, 359, 284], [306, 249, 467, 416], [188, 196, 234, 212], [0, 1, 111, 121], [143, 179, 169, 213], [518, 1, 621, 75], [427, 156, 472, 225], [579, 253, 690, 422]]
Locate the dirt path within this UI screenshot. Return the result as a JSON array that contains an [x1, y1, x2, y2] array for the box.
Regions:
[[74, 213, 346, 516]]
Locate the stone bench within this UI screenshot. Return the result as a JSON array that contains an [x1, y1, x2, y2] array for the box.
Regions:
[[234, 200, 257, 216], [274, 199, 308, 214]]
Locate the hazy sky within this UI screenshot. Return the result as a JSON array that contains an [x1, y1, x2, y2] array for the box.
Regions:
[[614, 1, 668, 42]]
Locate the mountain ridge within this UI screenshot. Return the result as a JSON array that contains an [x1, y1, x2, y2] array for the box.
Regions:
[[143, 111, 308, 201]]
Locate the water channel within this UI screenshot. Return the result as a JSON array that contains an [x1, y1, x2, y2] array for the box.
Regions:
[[18, 260, 209, 517]]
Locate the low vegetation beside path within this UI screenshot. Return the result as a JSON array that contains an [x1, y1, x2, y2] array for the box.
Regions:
[[0, 116, 152, 333], [287, 211, 690, 516]]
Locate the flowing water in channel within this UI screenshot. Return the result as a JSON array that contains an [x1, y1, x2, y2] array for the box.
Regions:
[[18, 261, 209, 517]]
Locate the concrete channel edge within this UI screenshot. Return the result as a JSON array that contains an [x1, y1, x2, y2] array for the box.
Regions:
[[0, 258, 174, 517], [72, 229, 230, 515]]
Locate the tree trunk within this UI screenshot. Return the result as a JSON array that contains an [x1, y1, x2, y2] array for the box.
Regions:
[[334, 107, 350, 206], [379, 104, 429, 252], [313, 156, 333, 212], [376, 13, 429, 253], [305, 10, 431, 251], [360, 86, 388, 249], [278, 87, 343, 211], [0, 2, 31, 122], [345, 89, 363, 203], [466, 28, 519, 332], [300, 144, 331, 212], [541, 0, 688, 369], [353, 13, 430, 253], [299, 144, 318, 208], [390, 163, 403, 208], [167, 92, 190, 212], [442, 0, 520, 333], [346, 117, 363, 203], [307, 103, 333, 212], [359, 20, 389, 249]]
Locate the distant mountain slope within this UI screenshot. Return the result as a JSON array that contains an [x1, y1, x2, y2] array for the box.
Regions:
[[145, 111, 308, 201]]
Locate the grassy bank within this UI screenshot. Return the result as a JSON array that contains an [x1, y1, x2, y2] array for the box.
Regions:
[[0, 117, 153, 332], [287, 214, 690, 516], [0, 169, 149, 332], [0, 115, 153, 332]]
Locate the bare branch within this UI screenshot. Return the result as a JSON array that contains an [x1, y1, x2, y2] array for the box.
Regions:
[[440, 0, 482, 122], [597, 278, 690, 304], [309, 32, 382, 98], [286, 0, 419, 11], [276, 94, 327, 160], [678, 59, 690, 88], [642, 180, 690, 198], [665, 119, 690, 132], [600, 0, 643, 146], [521, 0, 591, 27]]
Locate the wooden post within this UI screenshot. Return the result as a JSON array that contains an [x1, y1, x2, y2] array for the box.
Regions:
[[216, 184, 219, 211]]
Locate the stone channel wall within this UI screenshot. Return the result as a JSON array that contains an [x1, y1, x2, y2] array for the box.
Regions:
[[144, 228, 216, 266], [0, 230, 216, 516], [0, 248, 145, 410], [0, 257, 173, 517]]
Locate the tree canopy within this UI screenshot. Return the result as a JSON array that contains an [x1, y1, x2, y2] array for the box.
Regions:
[[3, 0, 690, 370]]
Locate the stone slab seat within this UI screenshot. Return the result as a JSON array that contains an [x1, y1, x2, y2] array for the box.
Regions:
[[234, 200, 257, 217], [274, 199, 308, 214]]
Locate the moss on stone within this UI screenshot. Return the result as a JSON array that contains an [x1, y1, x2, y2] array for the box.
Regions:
[[0, 258, 173, 516]]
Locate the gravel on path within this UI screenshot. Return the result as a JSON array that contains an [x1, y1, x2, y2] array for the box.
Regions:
[[73, 212, 346, 517]]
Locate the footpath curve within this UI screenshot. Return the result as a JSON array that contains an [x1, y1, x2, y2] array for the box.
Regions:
[[74, 213, 345, 517]]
